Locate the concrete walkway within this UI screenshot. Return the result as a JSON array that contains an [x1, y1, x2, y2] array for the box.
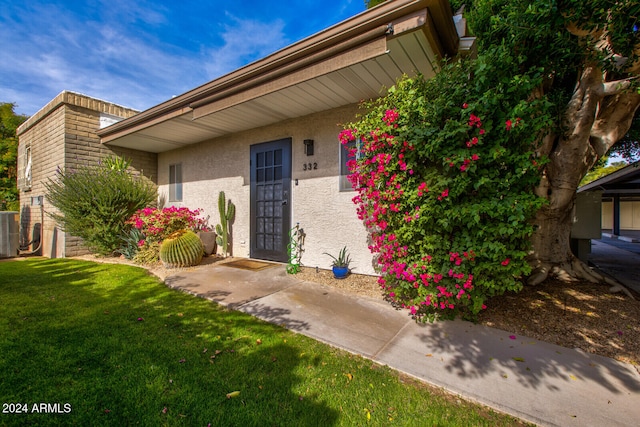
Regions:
[[165, 259, 640, 427]]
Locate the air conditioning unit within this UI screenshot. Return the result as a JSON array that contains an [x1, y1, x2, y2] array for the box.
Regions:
[[0, 211, 19, 258]]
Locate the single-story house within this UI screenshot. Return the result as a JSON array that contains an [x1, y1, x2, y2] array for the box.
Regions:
[[578, 161, 640, 237], [18, 0, 473, 274]]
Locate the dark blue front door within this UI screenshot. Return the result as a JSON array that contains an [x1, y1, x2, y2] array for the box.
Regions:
[[250, 138, 291, 262]]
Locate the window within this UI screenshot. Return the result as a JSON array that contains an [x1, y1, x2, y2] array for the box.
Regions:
[[169, 163, 182, 202], [339, 139, 361, 192], [25, 146, 32, 189], [17, 144, 31, 191]]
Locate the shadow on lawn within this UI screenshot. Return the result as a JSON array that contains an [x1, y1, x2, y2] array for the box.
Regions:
[[0, 259, 338, 426]]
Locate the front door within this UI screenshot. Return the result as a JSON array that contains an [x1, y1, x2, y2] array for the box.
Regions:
[[250, 138, 291, 262]]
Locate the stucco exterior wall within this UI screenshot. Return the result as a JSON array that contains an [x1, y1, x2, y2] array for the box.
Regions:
[[158, 104, 378, 275], [17, 91, 157, 258]]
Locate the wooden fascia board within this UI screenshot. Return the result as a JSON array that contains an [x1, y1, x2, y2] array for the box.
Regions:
[[193, 8, 442, 120], [101, 107, 192, 144], [192, 36, 388, 120]]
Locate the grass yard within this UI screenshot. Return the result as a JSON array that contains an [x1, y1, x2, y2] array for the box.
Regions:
[[0, 259, 527, 426]]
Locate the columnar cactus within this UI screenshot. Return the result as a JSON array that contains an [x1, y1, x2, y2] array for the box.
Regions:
[[159, 229, 204, 268], [215, 191, 235, 257]]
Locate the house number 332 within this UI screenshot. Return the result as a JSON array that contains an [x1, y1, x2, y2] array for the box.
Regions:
[[302, 162, 317, 171]]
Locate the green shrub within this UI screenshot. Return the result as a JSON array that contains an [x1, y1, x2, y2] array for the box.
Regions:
[[45, 157, 157, 255], [343, 54, 549, 321], [119, 227, 145, 260]]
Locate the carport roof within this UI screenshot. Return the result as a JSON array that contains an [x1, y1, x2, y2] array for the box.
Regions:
[[579, 161, 640, 196], [98, 0, 465, 153]]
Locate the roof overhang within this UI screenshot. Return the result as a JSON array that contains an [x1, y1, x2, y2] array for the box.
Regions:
[[98, 0, 461, 153], [579, 162, 640, 196]]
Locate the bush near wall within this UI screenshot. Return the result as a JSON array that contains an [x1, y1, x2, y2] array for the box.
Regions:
[[343, 53, 550, 321], [124, 206, 210, 264], [45, 158, 157, 256]]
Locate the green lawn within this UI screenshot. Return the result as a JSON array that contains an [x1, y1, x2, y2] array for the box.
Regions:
[[0, 259, 527, 426]]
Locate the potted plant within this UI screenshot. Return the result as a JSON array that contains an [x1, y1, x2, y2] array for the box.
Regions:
[[324, 246, 351, 279]]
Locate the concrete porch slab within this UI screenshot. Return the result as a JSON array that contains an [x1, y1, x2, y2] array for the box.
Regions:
[[165, 263, 298, 308]]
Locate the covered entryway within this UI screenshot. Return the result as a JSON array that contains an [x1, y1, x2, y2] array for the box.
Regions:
[[250, 138, 292, 262]]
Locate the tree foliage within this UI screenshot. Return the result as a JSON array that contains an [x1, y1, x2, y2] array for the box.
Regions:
[[461, 0, 640, 284], [580, 160, 628, 186], [44, 157, 157, 255], [0, 103, 28, 211], [365, 0, 386, 8], [346, 0, 640, 318]]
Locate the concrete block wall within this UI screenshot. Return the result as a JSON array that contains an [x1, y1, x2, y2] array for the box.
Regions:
[[17, 103, 66, 258], [17, 91, 157, 258]]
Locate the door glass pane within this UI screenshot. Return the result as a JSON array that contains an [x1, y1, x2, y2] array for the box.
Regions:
[[266, 151, 273, 167], [274, 149, 282, 165], [257, 152, 264, 168]]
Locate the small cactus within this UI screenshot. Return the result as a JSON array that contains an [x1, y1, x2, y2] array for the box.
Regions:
[[215, 191, 235, 257], [159, 230, 204, 268]]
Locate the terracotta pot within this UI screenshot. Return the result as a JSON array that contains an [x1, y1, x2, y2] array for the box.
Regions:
[[197, 231, 217, 256]]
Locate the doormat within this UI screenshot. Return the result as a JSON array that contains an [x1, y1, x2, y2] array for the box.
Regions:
[[222, 259, 278, 271]]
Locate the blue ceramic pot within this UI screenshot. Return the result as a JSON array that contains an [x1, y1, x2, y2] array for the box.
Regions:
[[332, 266, 349, 279]]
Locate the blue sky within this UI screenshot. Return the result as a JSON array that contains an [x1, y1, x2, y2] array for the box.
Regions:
[[0, 0, 366, 117]]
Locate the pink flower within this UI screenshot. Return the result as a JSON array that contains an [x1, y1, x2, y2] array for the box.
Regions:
[[466, 136, 478, 148], [339, 129, 356, 144], [468, 114, 482, 128], [505, 120, 513, 131], [137, 239, 145, 247], [471, 153, 479, 161], [501, 258, 510, 266], [383, 109, 399, 125]]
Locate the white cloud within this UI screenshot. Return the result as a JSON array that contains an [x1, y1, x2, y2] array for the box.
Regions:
[[0, 0, 364, 116], [204, 14, 289, 79]]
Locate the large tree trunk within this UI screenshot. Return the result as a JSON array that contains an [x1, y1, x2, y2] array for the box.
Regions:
[[527, 65, 640, 286]]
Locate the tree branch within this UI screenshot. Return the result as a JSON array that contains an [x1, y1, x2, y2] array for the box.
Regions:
[[602, 77, 637, 96], [591, 92, 640, 155]]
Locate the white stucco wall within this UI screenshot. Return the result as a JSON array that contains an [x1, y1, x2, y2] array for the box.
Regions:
[[158, 104, 378, 275]]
